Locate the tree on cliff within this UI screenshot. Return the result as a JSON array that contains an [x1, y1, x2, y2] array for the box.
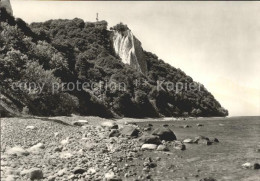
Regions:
[[0, 14, 228, 117]]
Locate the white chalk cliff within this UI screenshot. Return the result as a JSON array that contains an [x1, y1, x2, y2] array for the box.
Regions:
[[113, 30, 147, 74], [0, 0, 13, 15]]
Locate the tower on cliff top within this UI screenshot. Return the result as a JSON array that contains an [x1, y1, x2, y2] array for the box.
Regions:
[[0, 0, 13, 15], [96, 13, 99, 22], [94, 13, 107, 30]]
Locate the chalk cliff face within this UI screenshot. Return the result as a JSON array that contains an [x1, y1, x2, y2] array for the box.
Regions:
[[0, 0, 13, 15], [113, 30, 147, 74]]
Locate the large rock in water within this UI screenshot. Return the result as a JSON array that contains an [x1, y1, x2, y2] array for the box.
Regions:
[[152, 127, 177, 141], [113, 29, 147, 74], [0, 0, 13, 15]]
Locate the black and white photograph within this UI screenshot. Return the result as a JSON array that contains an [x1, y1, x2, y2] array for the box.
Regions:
[[0, 0, 259, 180]]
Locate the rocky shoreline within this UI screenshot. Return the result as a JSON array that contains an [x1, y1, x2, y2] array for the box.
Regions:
[[1, 116, 260, 181]]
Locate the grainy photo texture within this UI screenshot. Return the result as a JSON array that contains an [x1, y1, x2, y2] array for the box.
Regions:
[[0, 1, 259, 181]]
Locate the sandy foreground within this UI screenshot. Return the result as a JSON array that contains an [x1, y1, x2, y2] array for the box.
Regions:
[[1, 116, 260, 181]]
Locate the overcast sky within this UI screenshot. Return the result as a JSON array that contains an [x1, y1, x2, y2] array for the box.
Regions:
[[11, 1, 260, 116]]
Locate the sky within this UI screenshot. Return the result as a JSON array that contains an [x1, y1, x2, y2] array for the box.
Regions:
[[10, 1, 260, 116]]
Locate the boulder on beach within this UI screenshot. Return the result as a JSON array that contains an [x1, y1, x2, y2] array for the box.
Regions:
[[139, 134, 162, 145], [198, 139, 212, 145], [253, 163, 260, 169], [6, 146, 29, 156], [157, 145, 169, 151], [173, 141, 186, 150], [195, 135, 210, 141], [21, 168, 43, 180], [73, 167, 87, 174], [152, 127, 176, 141], [144, 127, 152, 131], [242, 162, 260, 170], [212, 138, 219, 143], [28, 143, 45, 153], [109, 129, 120, 137], [183, 138, 194, 144], [141, 144, 158, 150], [120, 126, 140, 137], [101, 121, 119, 129], [194, 136, 213, 145]]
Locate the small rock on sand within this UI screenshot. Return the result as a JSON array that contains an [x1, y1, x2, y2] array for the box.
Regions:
[[109, 129, 120, 137], [101, 121, 118, 129], [47, 176, 56, 181], [242, 162, 252, 168], [5, 175, 18, 181], [144, 127, 152, 131], [198, 139, 212, 145], [73, 167, 87, 174], [200, 177, 217, 181], [21, 168, 43, 180], [6, 146, 29, 156], [28, 143, 45, 153], [141, 144, 158, 150], [73, 120, 89, 126], [183, 138, 194, 143], [139, 134, 162, 145], [242, 162, 260, 169], [54, 132, 59, 137], [179, 125, 191, 128], [253, 163, 260, 169], [120, 126, 140, 137], [60, 137, 70, 145], [173, 141, 186, 150], [5, 168, 20, 176], [26, 125, 36, 130], [87, 168, 96, 174], [212, 138, 219, 143], [54, 147, 62, 152], [157, 145, 169, 151], [104, 171, 121, 180], [60, 152, 72, 159], [57, 168, 67, 176]]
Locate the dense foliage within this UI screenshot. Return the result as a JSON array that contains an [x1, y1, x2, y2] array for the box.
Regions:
[[0, 9, 228, 117]]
